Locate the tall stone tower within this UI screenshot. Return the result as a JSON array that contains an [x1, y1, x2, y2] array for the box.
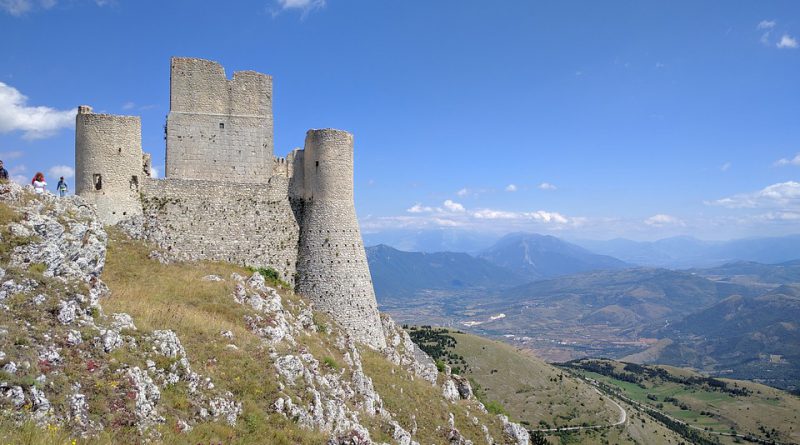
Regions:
[[295, 129, 386, 349], [74, 106, 145, 225], [165, 57, 273, 182]]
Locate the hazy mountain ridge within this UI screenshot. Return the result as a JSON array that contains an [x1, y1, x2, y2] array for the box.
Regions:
[[631, 285, 800, 391], [576, 234, 800, 268], [477, 233, 629, 280], [366, 244, 528, 298]]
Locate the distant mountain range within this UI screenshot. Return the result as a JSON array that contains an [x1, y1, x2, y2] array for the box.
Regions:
[[574, 235, 800, 268], [363, 228, 800, 268], [477, 233, 628, 280], [365, 244, 527, 298], [367, 232, 631, 300], [367, 232, 800, 389], [467, 267, 757, 341], [627, 285, 800, 391]]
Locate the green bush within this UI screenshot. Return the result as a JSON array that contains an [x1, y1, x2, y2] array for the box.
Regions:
[[250, 266, 290, 288], [323, 356, 339, 370]]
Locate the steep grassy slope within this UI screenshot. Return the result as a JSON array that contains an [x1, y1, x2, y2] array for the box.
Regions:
[[407, 328, 688, 445], [443, 330, 617, 429]]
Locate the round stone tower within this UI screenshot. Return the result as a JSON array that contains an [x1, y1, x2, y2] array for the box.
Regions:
[[75, 105, 144, 225], [295, 129, 386, 349]]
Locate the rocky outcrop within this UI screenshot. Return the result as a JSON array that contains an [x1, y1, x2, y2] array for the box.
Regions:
[[0, 183, 238, 438]]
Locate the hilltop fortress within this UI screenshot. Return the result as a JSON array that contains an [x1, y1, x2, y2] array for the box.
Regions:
[[75, 57, 385, 348]]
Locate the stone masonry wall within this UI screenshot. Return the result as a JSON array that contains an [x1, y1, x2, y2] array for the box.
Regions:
[[295, 129, 386, 348], [75, 106, 145, 225], [139, 176, 300, 284], [166, 57, 273, 183]]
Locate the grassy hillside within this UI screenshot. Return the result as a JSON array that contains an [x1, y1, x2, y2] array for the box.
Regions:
[[406, 327, 690, 445], [564, 358, 800, 444]]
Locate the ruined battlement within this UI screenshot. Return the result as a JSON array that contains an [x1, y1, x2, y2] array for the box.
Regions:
[[166, 57, 274, 184], [75, 57, 385, 348], [169, 57, 272, 116]]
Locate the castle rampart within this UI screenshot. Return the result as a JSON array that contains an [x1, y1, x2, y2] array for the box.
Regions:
[[138, 177, 300, 284], [75, 58, 385, 348]]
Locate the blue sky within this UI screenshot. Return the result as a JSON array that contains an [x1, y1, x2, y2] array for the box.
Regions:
[[1, 0, 799, 241]]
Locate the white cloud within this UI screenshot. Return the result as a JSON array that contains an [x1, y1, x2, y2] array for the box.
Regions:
[[472, 208, 569, 224], [456, 188, 469, 197], [757, 20, 776, 30], [720, 162, 731, 172], [122, 101, 135, 110], [48, 164, 74, 179], [443, 199, 465, 213], [275, 0, 325, 12], [505, 184, 517, 192], [433, 218, 461, 227], [777, 34, 799, 49], [644, 214, 685, 227], [0, 0, 32, 15], [775, 153, 800, 167], [708, 181, 800, 209], [149, 166, 159, 178], [407, 203, 434, 214], [0, 82, 75, 139], [538, 182, 557, 191], [0, 0, 59, 15], [0, 150, 24, 160]]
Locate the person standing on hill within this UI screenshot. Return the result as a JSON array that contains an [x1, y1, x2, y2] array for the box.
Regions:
[[56, 176, 68, 197], [0, 161, 8, 182], [32, 172, 47, 194]]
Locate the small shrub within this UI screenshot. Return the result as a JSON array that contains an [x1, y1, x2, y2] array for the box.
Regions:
[[28, 262, 47, 275], [250, 267, 290, 288], [483, 400, 508, 416], [322, 356, 339, 370]]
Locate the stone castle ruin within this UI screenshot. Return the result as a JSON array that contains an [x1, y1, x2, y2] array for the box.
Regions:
[[75, 57, 385, 348]]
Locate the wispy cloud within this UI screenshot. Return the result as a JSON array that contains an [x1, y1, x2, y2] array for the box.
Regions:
[[473, 208, 571, 224], [538, 182, 557, 191], [644, 214, 685, 227], [0, 82, 75, 139], [775, 153, 800, 167], [720, 162, 731, 172], [777, 34, 799, 49], [9, 164, 27, 185], [708, 181, 800, 209], [456, 188, 470, 198], [273, 0, 325, 16], [122, 101, 135, 110], [2, 0, 113, 15], [505, 184, 517, 192], [757, 20, 776, 30], [0, 150, 24, 160], [407, 203, 435, 214], [48, 164, 74, 179]]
